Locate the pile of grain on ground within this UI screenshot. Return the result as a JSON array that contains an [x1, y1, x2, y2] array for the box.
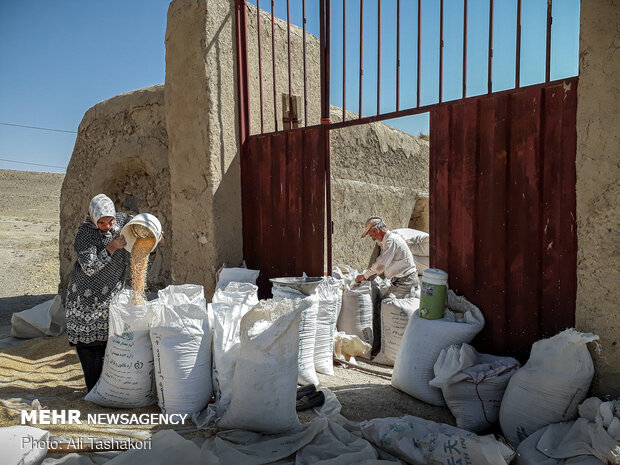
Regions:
[[130, 237, 156, 305], [0, 336, 174, 440]]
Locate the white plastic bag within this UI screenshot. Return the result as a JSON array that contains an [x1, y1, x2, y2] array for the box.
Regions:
[[210, 282, 258, 414], [216, 267, 259, 290], [337, 281, 373, 352], [3, 425, 49, 465], [499, 329, 599, 446], [391, 290, 485, 406], [514, 397, 619, 465], [219, 298, 307, 433], [272, 284, 319, 386], [314, 276, 342, 376], [151, 284, 212, 415], [85, 289, 155, 408], [333, 331, 372, 363], [430, 343, 520, 432], [373, 296, 419, 366], [10, 295, 65, 338], [361, 415, 515, 465]]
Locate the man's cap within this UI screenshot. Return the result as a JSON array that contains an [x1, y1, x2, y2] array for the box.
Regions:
[[361, 216, 384, 238]]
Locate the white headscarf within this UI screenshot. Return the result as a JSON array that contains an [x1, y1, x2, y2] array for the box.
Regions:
[[85, 194, 117, 235]]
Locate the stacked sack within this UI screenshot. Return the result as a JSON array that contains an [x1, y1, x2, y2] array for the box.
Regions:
[[373, 296, 419, 366], [86, 284, 214, 416], [393, 228, 429, 277], [430, 343, 520, 432], [391, 290, 485, 406], [499, 329, 600, 446]]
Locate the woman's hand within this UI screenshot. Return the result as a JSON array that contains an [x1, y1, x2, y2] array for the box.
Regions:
[[106, 234, 127, 255]]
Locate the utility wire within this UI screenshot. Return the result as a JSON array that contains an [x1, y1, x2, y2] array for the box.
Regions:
[[0, 157, 66, 171], [0, 122, 77, 134]]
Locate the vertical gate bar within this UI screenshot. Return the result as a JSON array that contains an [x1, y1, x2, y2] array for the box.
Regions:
[[417, 0, 421, 107], [343, 0, 347, 121], [257, 0, 264, 133], [303, 0, 308, 127], [287, 131, 303, 274], [286, 0, 293, 127], [321, 0, 332, 274], [271, 0, 278, 131], [516, 0, 522, 88], [439, 0, 444, 103], [463, 0, 468, 98], [558, 78, 577, 330], [235, 0, 250, 145], [541, 83, 564, 337], [377, 0, 381, 114], [320, 0, 331, 121], [545, 0, 552, 82], [396, 0, 400, 111], [506, 87, 542, 357], [475, 94, 509, 354], [359, 0, 364, 118], [488, 0, 494, 94]]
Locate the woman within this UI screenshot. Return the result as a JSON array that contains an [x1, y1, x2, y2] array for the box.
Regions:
[[65, 193, 132, 391]]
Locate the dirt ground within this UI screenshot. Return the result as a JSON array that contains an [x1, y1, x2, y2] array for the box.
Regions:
[[0, 168, 454, 429]]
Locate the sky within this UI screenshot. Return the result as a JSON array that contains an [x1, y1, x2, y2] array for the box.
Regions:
[[0, 0, 579, 174]]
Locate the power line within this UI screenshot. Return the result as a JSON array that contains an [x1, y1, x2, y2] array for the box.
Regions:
[[0, 157, 66, 171], [0, 122, 77, 134]]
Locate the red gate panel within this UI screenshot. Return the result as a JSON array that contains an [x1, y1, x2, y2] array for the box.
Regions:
[[241, 126, 326, 297], [430, 78, 578, 359]]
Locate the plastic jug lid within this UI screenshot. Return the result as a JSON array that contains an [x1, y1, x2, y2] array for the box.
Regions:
[[422, 268, 448, 280]]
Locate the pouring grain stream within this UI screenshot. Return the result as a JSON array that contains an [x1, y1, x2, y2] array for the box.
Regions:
[[130, 225, 156, 305]]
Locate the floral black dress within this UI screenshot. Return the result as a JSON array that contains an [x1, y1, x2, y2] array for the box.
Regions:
[[65, 212, 132, 346]]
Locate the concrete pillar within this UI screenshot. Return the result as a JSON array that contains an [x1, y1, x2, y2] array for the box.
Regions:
[[164, 0, 243, 298], [576, 0, 620, 397]]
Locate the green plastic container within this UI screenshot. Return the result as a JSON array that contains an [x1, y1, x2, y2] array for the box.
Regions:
[[419, 268, 448, 320]]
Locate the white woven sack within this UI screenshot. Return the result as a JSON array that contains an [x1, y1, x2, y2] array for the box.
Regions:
[[11, 295, 66, 338], [151, 284, 212, 415], [361, 415, 515, 465], [499, 329, 599, 446], [374, 296, 419, 366], [337, 281, 373, 352], [210, 282, 259, 413], [272, 284, 319, 386], [219, 298, 307, 433], [314, 277, 342, 375], [392, 228, 430, 256], [216, 267, 259, 290], [3, 426, 50, 465], [412, 255, 429, 275], [513, 426, 606, 465], [85, 289, 155, 408], [430, 343, 520, 432], [391, 290, 485, 406]]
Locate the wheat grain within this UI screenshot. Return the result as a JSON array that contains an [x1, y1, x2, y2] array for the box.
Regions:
[[130, 224, 154, 239], [130, 237, 156, 305]]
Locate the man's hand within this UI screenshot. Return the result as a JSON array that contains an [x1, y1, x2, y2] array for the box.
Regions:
[[355, 274, 365, 283], [106, 234, 127, 255]]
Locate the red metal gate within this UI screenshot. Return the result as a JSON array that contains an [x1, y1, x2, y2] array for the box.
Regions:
[[430, 77, 578, 358], [240, 127, 327, 296]]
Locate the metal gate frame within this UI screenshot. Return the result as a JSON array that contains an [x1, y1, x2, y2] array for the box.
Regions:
[[235, 0, 578, 355]]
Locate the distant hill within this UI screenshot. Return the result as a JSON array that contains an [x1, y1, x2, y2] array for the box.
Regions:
[[0, 169, 64, 221]]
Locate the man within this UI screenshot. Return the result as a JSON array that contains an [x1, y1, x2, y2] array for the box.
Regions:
[[355, 216, 419, 298]]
